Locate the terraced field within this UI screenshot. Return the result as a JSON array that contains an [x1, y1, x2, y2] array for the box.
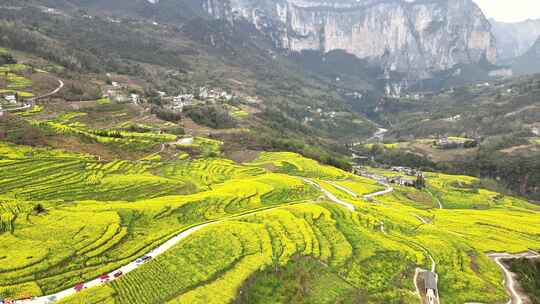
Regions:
[[29, 112, 177, 151], [0, 61, 34, 100], [0, 143, 539, 304]]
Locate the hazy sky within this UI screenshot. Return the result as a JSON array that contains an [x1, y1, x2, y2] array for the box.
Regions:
[[473, 0, 540, 22]]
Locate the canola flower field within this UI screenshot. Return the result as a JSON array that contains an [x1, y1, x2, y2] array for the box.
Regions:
[[0, 143, 539, 304]]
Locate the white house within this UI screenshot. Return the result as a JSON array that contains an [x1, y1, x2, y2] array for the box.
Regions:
[[169, 94, 194, 112], [130, 94, 140, 104], [4, 95, 17, 104], [199, 87, 208, 100], [424, 271, 438, 304]]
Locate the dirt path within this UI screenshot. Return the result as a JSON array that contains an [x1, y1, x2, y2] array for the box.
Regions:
[[426, 189, 443, 209], [413, 214, 429, 224], [34, 79, 64, 101], [487, 252, 540, 304], [303, 179, 356, 211], [363, 185, 394, 200], [327, 181, 359, 198]]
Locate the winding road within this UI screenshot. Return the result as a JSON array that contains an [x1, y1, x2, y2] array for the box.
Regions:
[[303, 179, 356, 211], [32, 79, 64, 101], [363, 185, 394, 200], [487, 252, 540, 304], [15, 178, 360, 304], [1, 79, 63, 114]]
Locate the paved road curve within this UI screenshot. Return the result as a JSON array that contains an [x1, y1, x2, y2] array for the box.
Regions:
[[487, 252, 540, 304], [303, 179, 356, 211], [1, 79, 64, 114]]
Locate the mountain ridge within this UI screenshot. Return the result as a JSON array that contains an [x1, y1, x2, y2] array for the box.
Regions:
[[203, 0, 497, 80]]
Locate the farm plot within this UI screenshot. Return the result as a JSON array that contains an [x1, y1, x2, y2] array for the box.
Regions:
[[248, 152, 350, 179], [0, 145, 325, 299], [29, 112, 177, 151], [0, 148, 539, 304], [425, 172, 539, 210], [59, 203, 422, 304]]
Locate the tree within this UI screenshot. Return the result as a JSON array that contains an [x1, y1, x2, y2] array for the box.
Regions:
[[33, 203, 46, 214], [415, 174, 426, 189]]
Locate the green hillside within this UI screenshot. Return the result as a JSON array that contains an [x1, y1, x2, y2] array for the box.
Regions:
[[0, 2, 539, 303], [0, 140, 538, 303]]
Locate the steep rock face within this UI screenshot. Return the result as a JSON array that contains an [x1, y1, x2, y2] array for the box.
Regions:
[[491, 18, 540, 60], [512, 36, 540, 75], [203, 0, 496, 78]]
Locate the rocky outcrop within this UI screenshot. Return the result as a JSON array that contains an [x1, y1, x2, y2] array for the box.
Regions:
[[512, 36, 540, 75], [491, 18, 540, 60], [203, 0, 497, 78]]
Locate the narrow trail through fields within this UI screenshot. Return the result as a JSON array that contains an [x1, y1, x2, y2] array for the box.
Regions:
[[487, 252, 540, 304], [327, 181, 358, 198], [303, 179, 356, 211], [15, 178, 359, 304], [363, 185, 394, 199], [426, 189, 443, 209]]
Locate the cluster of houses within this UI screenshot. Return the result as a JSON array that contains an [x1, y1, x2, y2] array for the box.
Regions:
[[352, 166, 425, 188], [103, 79, 142, 104], [163, 87, 234, 113], [434, 137, 478, 149], [105, 80, 137, 104], [345, 91, 364, 100], [442, 114, 461, 122], [303, 106, 339, 123], [387, 166, 425, 187], [391, 166, 422, 176], [387, 176, 417, 187], [167, 94, 194, 112], [198, 87, 233, 102], [1, 93, 17, 104]]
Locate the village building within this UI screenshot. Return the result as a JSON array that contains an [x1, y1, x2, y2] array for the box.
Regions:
[[130, 94, 140, 104], [388, 176, 416, 187], [345, 91, 363, 100], [3, 94, 17, 104], [198, 87, 233, 102], [168, 94, 194, 113], [112, 94, 130, 103], [391, 166, 420, 176], [199, 87, 209, 100], [423, 271, 438, 304], [435, 137, 477, 149], [442, 114, 461, 122]]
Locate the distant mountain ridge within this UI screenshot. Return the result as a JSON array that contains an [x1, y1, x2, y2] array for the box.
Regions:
[[512, 36, 540, 75], [490, 18, 540, 61], [203, 0, 497, 81]]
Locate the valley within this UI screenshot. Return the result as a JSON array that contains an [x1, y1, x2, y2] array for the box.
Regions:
[[0, 1, 540, 304]]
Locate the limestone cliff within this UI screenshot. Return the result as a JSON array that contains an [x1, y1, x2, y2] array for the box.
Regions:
[[491, 18, 540, 60], [203, 0, 497, 78]]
